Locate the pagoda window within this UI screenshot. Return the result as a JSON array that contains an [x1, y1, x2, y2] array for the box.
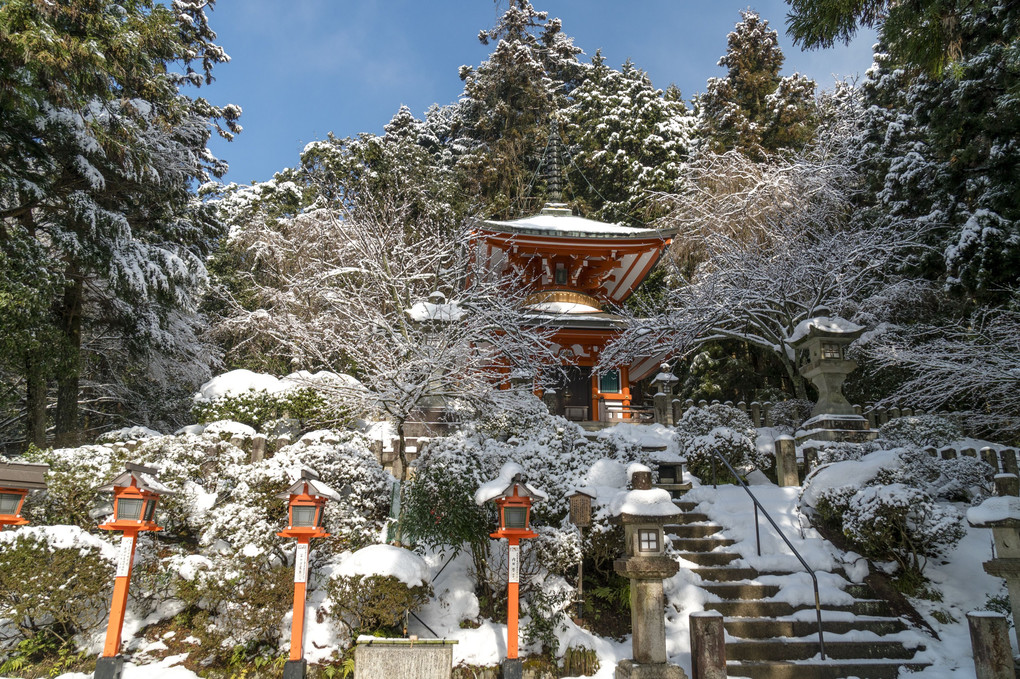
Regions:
[[599, 370, 620, 394], [554, 262, 568, 285]]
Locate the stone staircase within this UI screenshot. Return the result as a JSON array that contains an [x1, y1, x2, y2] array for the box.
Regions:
[[668, 499, 930, 679]]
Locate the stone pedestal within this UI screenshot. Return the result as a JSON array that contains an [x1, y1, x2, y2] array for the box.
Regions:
[[967, 501, 1020, 654], [354, 639, 456, 679], [615, 659, 686, 679], [967, 612, 1014, 679], [795, 414, 877, 445]]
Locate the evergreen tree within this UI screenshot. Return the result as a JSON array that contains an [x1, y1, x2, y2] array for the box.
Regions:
[[0, 0, 239, 446], [564, 53, 694, 225], [454, 0, 581, 218], [697, 10, 818, 159]]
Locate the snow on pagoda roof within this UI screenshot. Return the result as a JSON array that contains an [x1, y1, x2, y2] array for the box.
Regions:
[[482, 205, 671, 240]]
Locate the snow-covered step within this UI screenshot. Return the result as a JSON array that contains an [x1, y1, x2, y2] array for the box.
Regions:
[[666, 523, 722, 538], [704, 598, 892, 618], [672, 511, 711, 523], [669, 536, 736, 551], [699, 582, 782, 599], [692, 566, 759, 582], [727, 659, 930, 679], [676, 550, 742, 567], [723, 616, 907, 639], [726, 639, 921, 661]]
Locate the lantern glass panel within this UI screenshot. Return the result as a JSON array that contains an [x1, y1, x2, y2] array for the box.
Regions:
[[821, 343, 842, 360], [117, 498, 143, 521], [0, 492, 22, 515], [503, 506, 527, 530], [292, 505, 317, 527], [638, 529, 660, 553], [143, 499, 157, 522]]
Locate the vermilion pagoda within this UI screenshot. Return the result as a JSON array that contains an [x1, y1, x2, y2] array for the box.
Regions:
[[471, 203, 674, 421]]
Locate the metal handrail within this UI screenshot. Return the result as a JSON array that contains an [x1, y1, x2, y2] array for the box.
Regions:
[[709, 452, 826, 660]]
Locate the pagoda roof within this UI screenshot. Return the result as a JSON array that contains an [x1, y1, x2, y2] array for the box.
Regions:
[[480, 204, 675, 241]]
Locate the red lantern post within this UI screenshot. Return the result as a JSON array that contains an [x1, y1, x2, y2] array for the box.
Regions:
[[0, 460, 48, 529], [277, 469, 342, 679], [476, 464, 546, 679], [95, 463, 172, 679]]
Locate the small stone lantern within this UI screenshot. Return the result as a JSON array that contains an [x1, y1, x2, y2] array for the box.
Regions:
[[0, 459, 48, 529], [95, 463, 173, 679], [476, 462, 547, 679], [611, 466, 686, 679], [789, 316, 874, 443], [651, 364, 680, 426], [967, 495, 1020, 653], [277, 469, 343, 679]]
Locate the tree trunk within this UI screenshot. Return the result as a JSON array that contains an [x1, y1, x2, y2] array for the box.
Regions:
[[54, 278, 82, 447], [781, 352, 809, 401], [24, 353, 47, 450]]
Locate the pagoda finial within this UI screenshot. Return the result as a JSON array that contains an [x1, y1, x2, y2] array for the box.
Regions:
[[544, 117, 565, 205]]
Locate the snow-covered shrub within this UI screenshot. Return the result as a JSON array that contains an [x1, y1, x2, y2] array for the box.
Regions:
[[881, 447, 993, 503], [522, 586, 569, 659], [192, 387, 349, 433], [768, 399, 814, 432], [813, 441, 879, 465], [21, 445, 127, 528], [877, 414, 961, 448], [0, 527, 112, 652], [531, 524, 582, 577], [674, 404, 768, 480], [203, 430, 391, 556], [325, 575, 431, 639], [474, 391, 556, 442], [811, 485, 858, 528], [175, 554, 292, 652], [842, 483, 965, 576]]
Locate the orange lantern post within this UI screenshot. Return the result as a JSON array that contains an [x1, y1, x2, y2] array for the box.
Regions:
[[475, 463, 546, 679], [95, 463, 172, 679], [277, 469, 342, 679], [0, 459, 48, 529]]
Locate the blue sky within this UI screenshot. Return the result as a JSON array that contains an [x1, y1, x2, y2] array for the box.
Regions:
[[203, 1, 876, 186]]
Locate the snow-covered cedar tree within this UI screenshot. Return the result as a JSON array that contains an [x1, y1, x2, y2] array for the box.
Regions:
[[564, 52, 694, 225], [768, 399, 814, 432], [843, 484, 965, 579], [173, 553, 293, 655], [455, 0, 582, 218], [0, 0, 240, 447], [696, 10, 817, 159], [674, 404, 769, 480], [202, 430, 391, 557], [0, 527, 113, 653], [599, 140, 925, 402], [325, 575, 431, 641], [876, 415, 962, 449], [20, 444, 128, 528]]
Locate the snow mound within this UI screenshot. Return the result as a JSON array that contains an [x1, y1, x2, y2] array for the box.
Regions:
[[474, 461, 549, 505], [202, 420, 257, 437], [610, 487, 682, 517], [968, 496, 1020, 526], [336, 545, 429, 587], [99, 426, 163, 442]]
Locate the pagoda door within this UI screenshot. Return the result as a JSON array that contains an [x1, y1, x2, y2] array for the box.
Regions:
[[560, 366, 592, 421]]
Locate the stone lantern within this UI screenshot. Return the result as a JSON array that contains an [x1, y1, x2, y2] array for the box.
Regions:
[[651, 364, 680, 426], [476, 462, 547, 679], [0, 459, 48, 529], [967, 494, 1020, 653], [789, 316, 874, 443], [611, 466, 686, 679]]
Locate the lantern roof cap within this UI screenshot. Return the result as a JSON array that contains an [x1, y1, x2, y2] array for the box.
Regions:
[[474, 462, 548, 506], [788, 316, 865, 348], [567, 487, 596, 499], [0, 459, 49, 490], [276, 468, 345, 501], [97, 462, 173, 495]]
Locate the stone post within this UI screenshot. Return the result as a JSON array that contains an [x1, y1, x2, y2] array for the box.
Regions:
[[275, 434, 292, 454], [689, 611, 726, 679], [750, 402, 761, 428], [803, 447, 818, 476], [774, 436, 798, 487], [654, 391, 671, 427], [940, 448, 958, 461], [981, 448, 999, 472], [995, 474, 1019, 498], [967, 500, 1020, 653], [967, 612, 1013, 679], [1001, 449, 1019, 477], [250, 434, 267, 463]]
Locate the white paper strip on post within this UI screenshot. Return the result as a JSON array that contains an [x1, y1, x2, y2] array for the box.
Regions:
[[116, 535, 134, 577], [508, 544, 520, 584], [294, 543, 309, 583]]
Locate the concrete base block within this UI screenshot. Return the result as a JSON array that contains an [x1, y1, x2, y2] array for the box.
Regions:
[[501, 658, 523, 679], [614, 659, 687, 679], [94, 656, 125, 679], [283, 659, 306, 679]]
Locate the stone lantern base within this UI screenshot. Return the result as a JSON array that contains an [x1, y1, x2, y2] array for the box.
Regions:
[[615, 659, 687, 679], [795, 414, 877, 445]]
